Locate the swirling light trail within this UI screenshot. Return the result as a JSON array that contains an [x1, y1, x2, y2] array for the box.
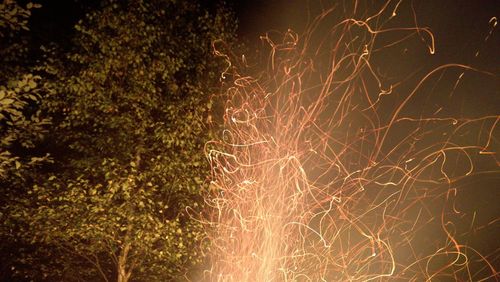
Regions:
[[201, 2, 498, 281]]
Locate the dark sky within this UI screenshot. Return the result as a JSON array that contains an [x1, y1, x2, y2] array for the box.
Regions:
[[233, 0, 499, 113], [30, 0, 499, 71], [234, 0, 498, 66]]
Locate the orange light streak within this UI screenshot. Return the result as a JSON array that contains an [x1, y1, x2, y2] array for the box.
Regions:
[[200, 3, 498, 281]]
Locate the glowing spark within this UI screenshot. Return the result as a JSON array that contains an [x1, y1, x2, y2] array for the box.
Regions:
[[201, 3, 499, 281]]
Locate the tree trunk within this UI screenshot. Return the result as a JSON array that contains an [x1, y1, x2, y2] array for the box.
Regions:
[[117, 242, 132, 282]]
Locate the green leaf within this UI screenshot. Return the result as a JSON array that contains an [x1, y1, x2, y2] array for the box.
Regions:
[[1, 98, 14, 105]]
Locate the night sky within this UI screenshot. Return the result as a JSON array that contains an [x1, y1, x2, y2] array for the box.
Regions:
[[29, 0, 499, 74], [233, 0, 499, 119]]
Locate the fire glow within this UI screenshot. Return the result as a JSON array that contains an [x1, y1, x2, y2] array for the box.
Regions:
[[202, 3, 498, 281]]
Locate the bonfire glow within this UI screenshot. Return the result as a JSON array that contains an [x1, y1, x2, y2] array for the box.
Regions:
[[202, 3, 498, 281]]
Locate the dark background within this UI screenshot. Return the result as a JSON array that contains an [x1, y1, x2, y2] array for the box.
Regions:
[[28, 0, 500, 75]]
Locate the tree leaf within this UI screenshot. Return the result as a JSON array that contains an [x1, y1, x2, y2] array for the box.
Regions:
[[1, 98, 14, 105]]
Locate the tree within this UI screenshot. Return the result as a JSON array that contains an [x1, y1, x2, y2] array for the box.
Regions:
[[0, 0, 48, 180], [0, 1, 54, 280], [11, 0, 237, 281]]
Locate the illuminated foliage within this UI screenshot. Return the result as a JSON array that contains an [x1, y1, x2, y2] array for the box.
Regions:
[[0, 0, 48, 180], [2, 0, 236, 281], [0, 2, 54, 280]]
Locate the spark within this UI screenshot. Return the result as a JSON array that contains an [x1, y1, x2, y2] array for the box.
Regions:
[[201, 3, 498, 281]]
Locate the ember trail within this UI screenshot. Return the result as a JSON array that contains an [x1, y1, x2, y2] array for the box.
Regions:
[[203, 3, 498, 281]]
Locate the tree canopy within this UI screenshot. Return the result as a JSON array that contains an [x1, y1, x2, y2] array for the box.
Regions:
[[0, 0, 237, 281]]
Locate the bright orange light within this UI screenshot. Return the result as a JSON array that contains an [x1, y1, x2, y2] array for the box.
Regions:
[[202, 3, 498, 281]]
